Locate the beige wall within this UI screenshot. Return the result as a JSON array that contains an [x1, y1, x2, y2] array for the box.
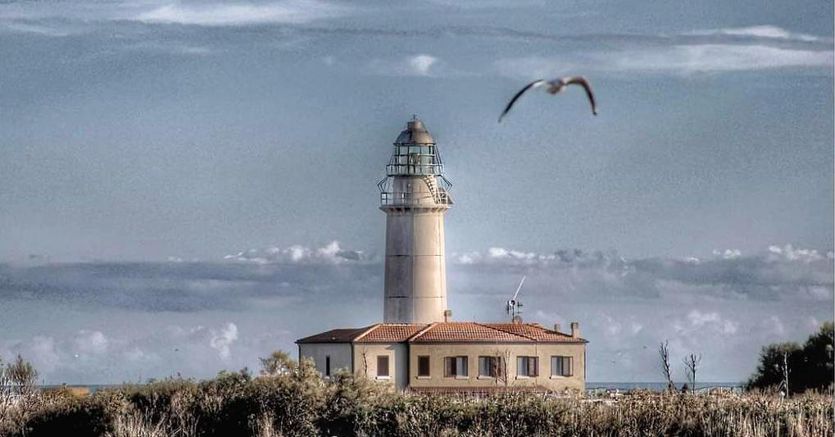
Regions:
[[384, 195, 449, 324], [353, 343, 409, 391], [408, 343, 586, 392], [298, 343, 353, 377]]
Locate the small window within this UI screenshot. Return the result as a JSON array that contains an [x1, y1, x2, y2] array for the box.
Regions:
[[377, 356, 390, 377], [417, 356, 430, 377], [325, 356, 331, 377], [551, 356, 573, 377], [444, 356, 468, 377], [516, 356, 538, 377], [478, 356, 503, 377]]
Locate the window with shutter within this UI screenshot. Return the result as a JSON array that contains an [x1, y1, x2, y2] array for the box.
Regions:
[[417, 356, 430, 377], [377, 356, 389, 377]]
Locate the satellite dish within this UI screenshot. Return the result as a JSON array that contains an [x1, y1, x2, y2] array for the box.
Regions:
[[506, 276, 526, 322]]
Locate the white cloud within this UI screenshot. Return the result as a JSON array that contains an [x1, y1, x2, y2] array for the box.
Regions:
[[73, 330, 108, 355], [135, 0, 344, 26], [224, 240, 366, 264], [408, 54, 438, 76], [610, 44, 833, 73], [209, 322, 238, 359], [367, 54, 444, 77], [690, 25, 824, 43], [685, 310, 738, 335], [496, 43, 833, 78], [712, 249, 742, 259], [767, 244, 824, 262]]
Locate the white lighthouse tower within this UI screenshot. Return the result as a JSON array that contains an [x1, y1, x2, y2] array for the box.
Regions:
[[378, 117, 453, 323]]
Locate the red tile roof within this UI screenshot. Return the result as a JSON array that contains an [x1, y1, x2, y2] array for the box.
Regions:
[[297, 322, 586, 344], [356, 324, 429, 343], [485, 323, 581, 343], [408, 322, 533, 343]]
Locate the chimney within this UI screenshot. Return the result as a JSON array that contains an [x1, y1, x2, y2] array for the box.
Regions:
[[570, 322, 580, 339], [443, 309, 452, 323], [553, 323, 561, 333]]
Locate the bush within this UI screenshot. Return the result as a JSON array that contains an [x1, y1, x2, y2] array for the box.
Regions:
[[3, 351, 833, 436]]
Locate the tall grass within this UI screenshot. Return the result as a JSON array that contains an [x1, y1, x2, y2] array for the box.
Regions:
[[2, 367, 832, 436]]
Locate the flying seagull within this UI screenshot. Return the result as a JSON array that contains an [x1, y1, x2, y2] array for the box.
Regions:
[[499, 76, 597, 122]]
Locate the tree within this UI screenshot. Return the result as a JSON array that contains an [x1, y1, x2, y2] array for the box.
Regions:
[[682, 353, 702, 393], [747, 322, 834, 394], [259, 350, 296, 377], [1, 354, 38, 404], [658, 341, 675, 392]]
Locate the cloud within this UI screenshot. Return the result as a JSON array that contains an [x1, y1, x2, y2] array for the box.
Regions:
[[689, 25, 825, 43], [609, 44, 833, 73], [712, 249, 742, 259], [135, 0, 345, 26], [74, 330, 109, 356], [367, 54, 444, 76], [496, 44, 833, 78], [209, 323, 238, 359], [408, 54, 437, 76], [1, 243, 831, 383], [224, 241, 369, 264]]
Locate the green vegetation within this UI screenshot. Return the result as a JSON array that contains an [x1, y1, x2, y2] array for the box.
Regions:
[[1, 354, 832, 437], [746, 322, 834, 394]]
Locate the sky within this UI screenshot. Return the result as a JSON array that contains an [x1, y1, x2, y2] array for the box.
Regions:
[[0, 0, 832, 384]]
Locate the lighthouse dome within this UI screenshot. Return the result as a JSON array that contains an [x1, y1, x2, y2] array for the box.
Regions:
[[394, 118, 435, 145]]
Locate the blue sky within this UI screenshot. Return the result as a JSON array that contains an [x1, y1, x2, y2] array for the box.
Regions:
[[0, 0, 832, 384]]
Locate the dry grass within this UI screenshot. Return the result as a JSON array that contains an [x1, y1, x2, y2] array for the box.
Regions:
[[1, 371, 832, 437]]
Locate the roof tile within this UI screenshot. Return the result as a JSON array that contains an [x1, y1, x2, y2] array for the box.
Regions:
[[296, 322, 586, 344]]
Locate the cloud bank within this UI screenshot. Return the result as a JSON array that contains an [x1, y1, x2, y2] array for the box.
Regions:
[[2, 242, 831, 383]]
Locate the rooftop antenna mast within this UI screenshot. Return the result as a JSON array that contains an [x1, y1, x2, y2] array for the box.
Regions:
[[506, 275, 526, 323]]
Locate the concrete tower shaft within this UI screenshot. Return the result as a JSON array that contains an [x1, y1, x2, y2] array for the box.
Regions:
[[378, 118, 452, 323]]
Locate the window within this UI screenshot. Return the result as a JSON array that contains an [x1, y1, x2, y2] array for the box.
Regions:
[[417, 356, 430, 377], [444, 356, 468, 378], [551, 356, 573, 377], [478, 356, 504, 378], [325, 356, 331, 377], [516, 356, 538, 377], [377, 356, 390, 378]]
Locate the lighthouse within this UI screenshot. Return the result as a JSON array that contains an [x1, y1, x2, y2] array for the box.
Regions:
[[297, 117, 587, 392], [377, 117, 453, 323]]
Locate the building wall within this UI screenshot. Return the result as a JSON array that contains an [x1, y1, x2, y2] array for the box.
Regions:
[[298, 343, 353, 377], [353, 343, 409, 391], [407, 343, 586, 392]]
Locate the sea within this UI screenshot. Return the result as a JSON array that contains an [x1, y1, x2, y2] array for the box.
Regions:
[[587, 382, 744, 393]]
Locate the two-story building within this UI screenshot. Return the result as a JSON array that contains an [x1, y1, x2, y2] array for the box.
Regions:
[[297, 321, 586, 392]]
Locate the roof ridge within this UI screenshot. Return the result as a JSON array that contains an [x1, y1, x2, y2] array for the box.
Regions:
[[474, 322, 537, 341], [352, 323, 382, 342], [407, 322, 438, 342]]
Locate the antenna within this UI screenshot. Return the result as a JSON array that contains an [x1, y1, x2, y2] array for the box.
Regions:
[[506, 275, 526, 323]]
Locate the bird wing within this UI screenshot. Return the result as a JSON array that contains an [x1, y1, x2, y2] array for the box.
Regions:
[[562, 76, 597, 115], [498, 79, 545, 122]]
